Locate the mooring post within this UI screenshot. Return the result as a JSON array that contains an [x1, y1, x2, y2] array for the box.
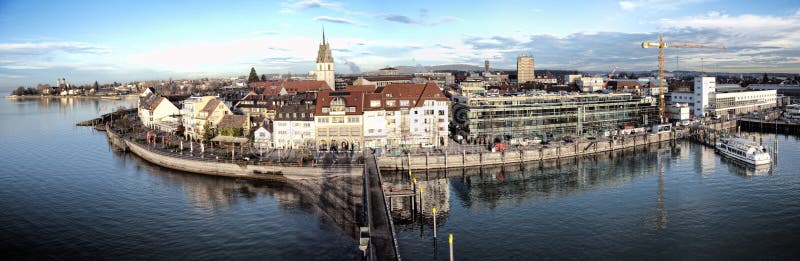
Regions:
[[433, 207, 437, 238], [419, 187, 424, 217], [449, 234, 454, 261]]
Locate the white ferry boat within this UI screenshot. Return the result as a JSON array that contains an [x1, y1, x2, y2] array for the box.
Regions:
[[715, 137, 771, 165]]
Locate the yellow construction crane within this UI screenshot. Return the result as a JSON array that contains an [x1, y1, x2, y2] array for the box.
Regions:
[[642, 34, 725, 123]]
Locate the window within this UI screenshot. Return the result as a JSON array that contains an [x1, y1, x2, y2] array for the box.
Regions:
[[370, 100, 381, 107], [332, 117, 344, 123], [322, 107, 329, 113], [438, 110, 445, 116], [348, 117, 360, 123], [400, 100, 410, 106], [318, 118, 329, 123], [348, 107, 356, 112], [330, 97, 346, 113], [386, 100, 396, 107]]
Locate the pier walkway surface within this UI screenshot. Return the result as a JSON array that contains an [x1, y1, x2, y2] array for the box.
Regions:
[[364, 156, 401, 261]]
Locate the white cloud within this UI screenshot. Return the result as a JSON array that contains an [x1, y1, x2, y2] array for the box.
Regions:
[[0, 42, 110, 55], [280, 0, 342, 14], [312, 16, 366, 26], [618, 0, 700, 12], [659, 12, 800, 49], [619, 1, 638, 11]]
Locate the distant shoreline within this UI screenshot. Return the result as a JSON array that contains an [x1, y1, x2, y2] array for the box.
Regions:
[[5, 94, 137, 100]]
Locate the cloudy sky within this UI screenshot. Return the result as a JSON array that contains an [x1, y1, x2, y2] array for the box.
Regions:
[[0, 0, 798, 89]]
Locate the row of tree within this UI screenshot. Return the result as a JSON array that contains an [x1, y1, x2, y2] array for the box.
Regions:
[[11, 87, 40, 96]]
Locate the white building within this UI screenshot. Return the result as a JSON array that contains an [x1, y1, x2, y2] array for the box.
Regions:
[[413, 72, 455, 87], [709, 89, 777, 116], [670, 103, 691, 122], [669, 77, 777, 118], [315, 91, 364, 151], [667, 91, 695, 117], [363, 99, 389, 149], [272, 93, 317, 149], [380, 82, 450, 148], [138, 91, 180, 132], [253, 126, 272, 149], [181, 96, 231, 140], [576, 77, 604, 92], [693, 77, 716, 118], [564, 74, 582, 85]]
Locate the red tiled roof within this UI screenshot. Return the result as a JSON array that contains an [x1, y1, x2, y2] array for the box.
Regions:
[[362, 92, 385, 111], [315, 90, 365, 116], [344, 85, 377, 93], [283, 81, 330, 93]]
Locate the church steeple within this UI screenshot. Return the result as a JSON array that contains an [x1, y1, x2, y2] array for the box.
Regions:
[[316, 28, 334, 64], [315, 27, 335, 90]]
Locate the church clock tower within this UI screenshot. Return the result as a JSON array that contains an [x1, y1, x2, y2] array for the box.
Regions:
[[315, 28, 335, 90]]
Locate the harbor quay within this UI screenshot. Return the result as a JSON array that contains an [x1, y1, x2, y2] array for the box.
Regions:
[[377, 131, 681, 171]]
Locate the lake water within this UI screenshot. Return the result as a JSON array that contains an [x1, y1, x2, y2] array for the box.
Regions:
[[3, 97, 799, 260], [0, 98, 360, 260], [385, 131, 800, 260]]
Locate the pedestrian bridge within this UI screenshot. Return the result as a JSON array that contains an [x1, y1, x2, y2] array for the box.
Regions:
[[362, 156, 401, 261]]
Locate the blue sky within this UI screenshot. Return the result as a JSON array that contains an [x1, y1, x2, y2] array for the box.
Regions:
[[0, 0, 798, 89]]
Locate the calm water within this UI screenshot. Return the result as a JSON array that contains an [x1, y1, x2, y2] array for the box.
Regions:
[[387, 132, 800, 259], [0, 98, 360, 260], [3, 97, 800, 260]]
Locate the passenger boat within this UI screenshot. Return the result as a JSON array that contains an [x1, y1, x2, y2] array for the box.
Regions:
[[715, 137, 771, 165]]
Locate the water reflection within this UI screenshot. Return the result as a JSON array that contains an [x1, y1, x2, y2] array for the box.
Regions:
[[383, 143, 682, 225], [110, 149, 363, 239]]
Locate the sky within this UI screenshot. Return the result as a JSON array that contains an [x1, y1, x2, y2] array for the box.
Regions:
[[0, 0, 799, 89]]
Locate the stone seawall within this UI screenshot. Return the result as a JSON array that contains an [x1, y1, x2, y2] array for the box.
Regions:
[[106, 130, 361, 179], [377, 130, 684, 171]]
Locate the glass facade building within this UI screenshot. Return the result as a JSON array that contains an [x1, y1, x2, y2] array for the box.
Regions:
[[451, 94, 659, 141]]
